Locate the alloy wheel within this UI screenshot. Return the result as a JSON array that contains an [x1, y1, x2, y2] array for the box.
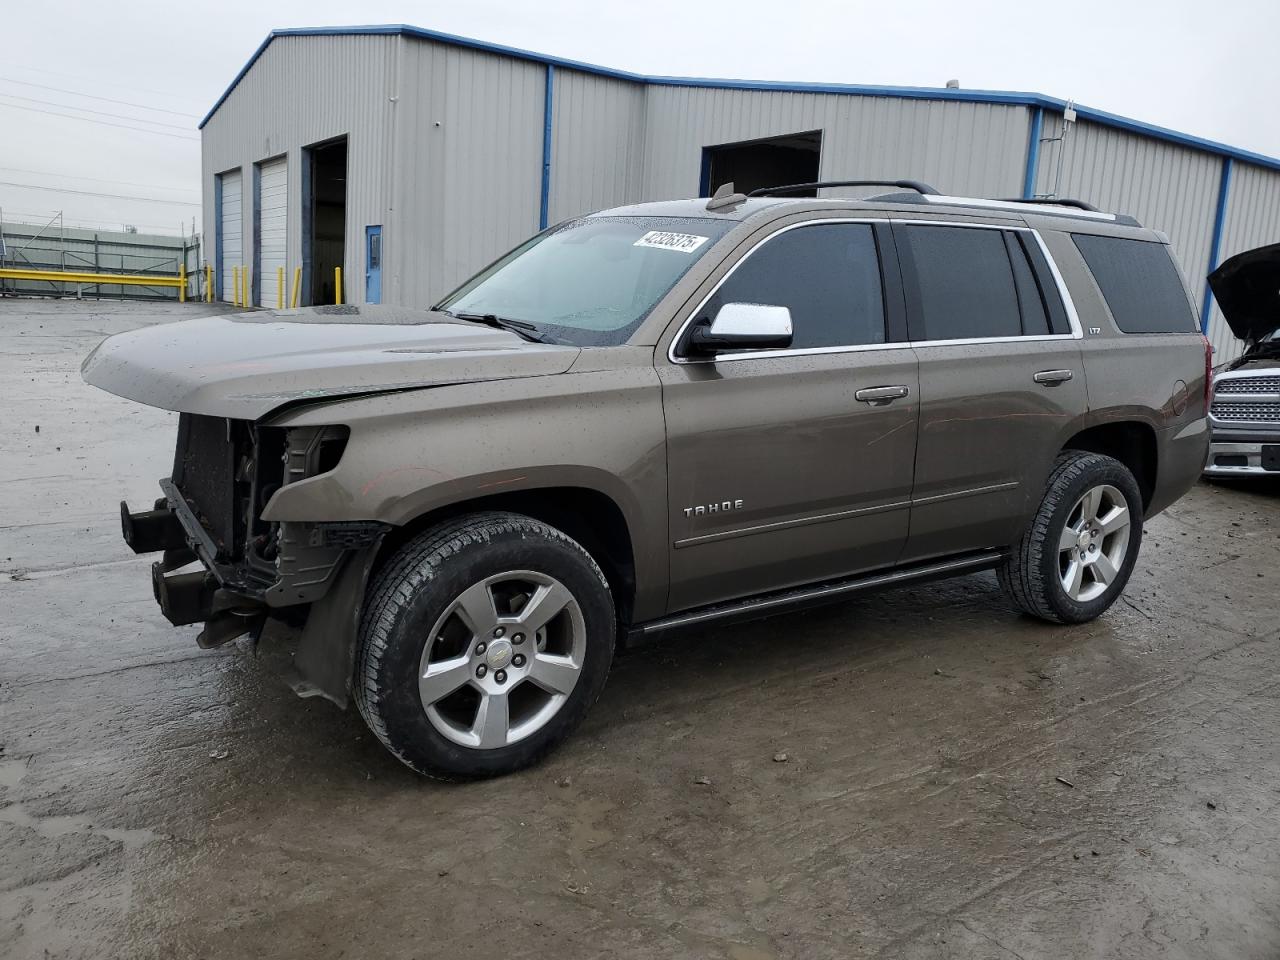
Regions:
[[1057, 483, 1132, 603], [417, 570, 586, 748]]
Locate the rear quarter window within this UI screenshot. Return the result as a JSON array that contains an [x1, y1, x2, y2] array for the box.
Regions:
[[1072, 234, 1197, 334]]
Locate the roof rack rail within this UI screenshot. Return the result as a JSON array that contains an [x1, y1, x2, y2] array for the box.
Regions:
[[992, 196, 1101, 212], [747, 179, 940, 197]]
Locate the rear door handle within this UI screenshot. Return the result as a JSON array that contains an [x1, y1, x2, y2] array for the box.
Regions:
[[855, 385, 910, 404], [1033, 369, 1074, 385]]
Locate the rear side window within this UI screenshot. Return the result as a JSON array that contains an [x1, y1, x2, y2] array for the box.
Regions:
[[900, 225, 1022, 340], [1072, 234, 1197, 333], [702, 222, 886, 348]]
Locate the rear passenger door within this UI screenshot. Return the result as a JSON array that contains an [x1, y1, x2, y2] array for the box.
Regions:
[[659, 219, 919, 612], [892, 220, 1087, 564]]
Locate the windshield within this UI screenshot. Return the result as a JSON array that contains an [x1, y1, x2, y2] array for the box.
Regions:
[[436, 216, 733, 346]]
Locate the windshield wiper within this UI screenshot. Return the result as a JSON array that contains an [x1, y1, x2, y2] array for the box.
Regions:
[[451, 312, 550, 344]]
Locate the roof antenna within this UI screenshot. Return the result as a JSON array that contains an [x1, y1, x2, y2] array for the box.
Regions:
[[705, 181, 746, 211]]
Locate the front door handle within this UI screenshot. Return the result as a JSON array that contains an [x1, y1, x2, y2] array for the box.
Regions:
[[1033, 369, 1074, 385], [855, 385, 910, 404]]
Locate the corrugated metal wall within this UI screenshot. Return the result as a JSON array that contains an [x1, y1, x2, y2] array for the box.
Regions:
[[1211, 161, 1280, 359], [393, 40, 546, 306], [641, 87, 1030, 199], [1034, 113, 1221, 339], [549, 69, 646, 222], [199, 31, 1280, 333], [200, 34, 398, 305]]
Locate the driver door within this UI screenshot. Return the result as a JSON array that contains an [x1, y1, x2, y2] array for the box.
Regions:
[[658, 219, 920, 612]]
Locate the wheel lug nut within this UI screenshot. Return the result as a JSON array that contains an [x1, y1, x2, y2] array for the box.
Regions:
[[475, 642, 487, 655], [493, 626, 505, 638], [512, 654, 525, 667], [494, 670, 507, 684], [476, 664, 487, 678], [513, 633, 524, 645]]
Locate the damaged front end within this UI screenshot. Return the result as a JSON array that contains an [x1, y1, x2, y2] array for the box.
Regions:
[[121, 414, 388, 696]]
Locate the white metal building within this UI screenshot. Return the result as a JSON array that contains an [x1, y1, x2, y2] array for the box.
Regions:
[[200, 24, 1280, 360]]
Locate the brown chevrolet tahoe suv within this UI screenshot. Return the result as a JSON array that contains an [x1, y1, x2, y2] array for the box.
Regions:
[[84, 180, 1211, 779]]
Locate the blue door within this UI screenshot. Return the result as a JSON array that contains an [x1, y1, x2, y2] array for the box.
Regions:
[[365, 225, 382, 304]]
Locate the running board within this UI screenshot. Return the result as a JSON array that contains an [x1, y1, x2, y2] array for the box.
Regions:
[[632, 550, 1005, 640]]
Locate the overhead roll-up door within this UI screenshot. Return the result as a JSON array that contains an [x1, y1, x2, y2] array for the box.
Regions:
[[257, 157, 287, 307], [218, 169, 242, 304]]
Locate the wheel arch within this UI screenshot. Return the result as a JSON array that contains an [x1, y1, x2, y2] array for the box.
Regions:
[[373, 484, 639, 632], [1060, 419, 1158, 512]]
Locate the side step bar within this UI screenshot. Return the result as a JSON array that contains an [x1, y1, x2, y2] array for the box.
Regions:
[[632, 550, 1004, 640]]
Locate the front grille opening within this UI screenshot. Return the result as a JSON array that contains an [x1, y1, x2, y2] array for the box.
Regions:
[[1215, 375, 1280, 394], [1211, 401, 1280, 422], [1215, 454, 1249, 467], [316, 434, 348, 475]]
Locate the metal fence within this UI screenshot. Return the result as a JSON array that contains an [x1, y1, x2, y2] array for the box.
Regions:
[[0, 213, 202, 301]]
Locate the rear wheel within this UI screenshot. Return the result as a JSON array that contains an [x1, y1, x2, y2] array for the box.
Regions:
[[355, 512, 615, 780], [998, 452, 1143, 624]]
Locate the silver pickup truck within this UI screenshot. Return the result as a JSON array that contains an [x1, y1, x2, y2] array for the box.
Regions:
[[1204, 243, 1280, 476]]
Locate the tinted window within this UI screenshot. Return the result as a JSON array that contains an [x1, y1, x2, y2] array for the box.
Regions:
[[1006, 232, 1049, 336], [1021, 233, 1072, 334], [903, 225, 1021, 340], [701, 223, 885, 349], [1073, 234, 1197, 333]]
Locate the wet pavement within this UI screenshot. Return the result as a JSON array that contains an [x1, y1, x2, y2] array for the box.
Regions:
[[2, 298, 1278, 960]]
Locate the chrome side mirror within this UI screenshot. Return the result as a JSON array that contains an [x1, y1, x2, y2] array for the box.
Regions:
[[689, 302, 793, 353]]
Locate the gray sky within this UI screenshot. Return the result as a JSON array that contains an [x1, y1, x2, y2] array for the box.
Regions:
[[2, 0, 1275, 236]]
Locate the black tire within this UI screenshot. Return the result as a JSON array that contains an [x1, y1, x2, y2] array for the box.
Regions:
[[998, 451, 1143, 624], [355, 511, 615, 780]]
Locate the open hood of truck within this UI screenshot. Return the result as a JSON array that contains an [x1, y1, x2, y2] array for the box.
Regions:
[[81, 305, 581, 420], [1208, 243, 1280, 347]]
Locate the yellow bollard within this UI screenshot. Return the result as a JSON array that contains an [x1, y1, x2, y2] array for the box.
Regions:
[[244, 265, 251, 307], [290, 266, 301, 308], [276, 266, 284, 309], [231, 266, 239, 306], [205, 263, 212, 302], [334, 266, 342, 305], [179, 263, 186, 303]]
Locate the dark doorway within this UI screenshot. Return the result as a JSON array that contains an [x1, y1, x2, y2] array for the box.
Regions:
[[701, 131, 822, 197], [304, 136, 347, 305]]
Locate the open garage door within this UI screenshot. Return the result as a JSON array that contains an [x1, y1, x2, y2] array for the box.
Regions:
[[218, 169, 242, 303], [304, 136, 347, 306], [256, 157, 287, 307], [702, 131, 821, 197]]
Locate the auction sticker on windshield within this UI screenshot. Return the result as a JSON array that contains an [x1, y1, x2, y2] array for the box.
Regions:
[[633, 231, 710, 253]]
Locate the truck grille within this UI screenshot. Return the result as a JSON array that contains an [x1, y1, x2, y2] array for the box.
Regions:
[[1214, 375, 1280, 395], [1210, 400, 1280, 422]]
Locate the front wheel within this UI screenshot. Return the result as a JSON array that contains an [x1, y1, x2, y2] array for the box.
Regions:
[[998, 452, 1143, 624], [355, 512, 615, 780]]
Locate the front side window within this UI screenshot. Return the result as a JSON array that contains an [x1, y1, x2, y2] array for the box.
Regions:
[[437, 216, 733, 347], [1072, 234, 1197, 334], [901, 225, 1022, 340], [699, 223, 886, 350]]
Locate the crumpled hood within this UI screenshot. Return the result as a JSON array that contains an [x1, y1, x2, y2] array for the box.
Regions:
[[81, 304, 581, 420], [1209, 243, 1280, 347]]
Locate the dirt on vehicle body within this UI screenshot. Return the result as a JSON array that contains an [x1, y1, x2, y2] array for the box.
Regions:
[[84, 184, 1210, 779]]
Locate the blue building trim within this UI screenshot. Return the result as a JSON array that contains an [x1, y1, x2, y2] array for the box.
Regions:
[[251, 162, 262, 307], [197, 24, 1280, 176], [698, 147, 712, 198], [1201, 156, 1234, 333], [1022, 107, 1043, 199], [213, 174, 223, 300], [539, 64, 554, 230]]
